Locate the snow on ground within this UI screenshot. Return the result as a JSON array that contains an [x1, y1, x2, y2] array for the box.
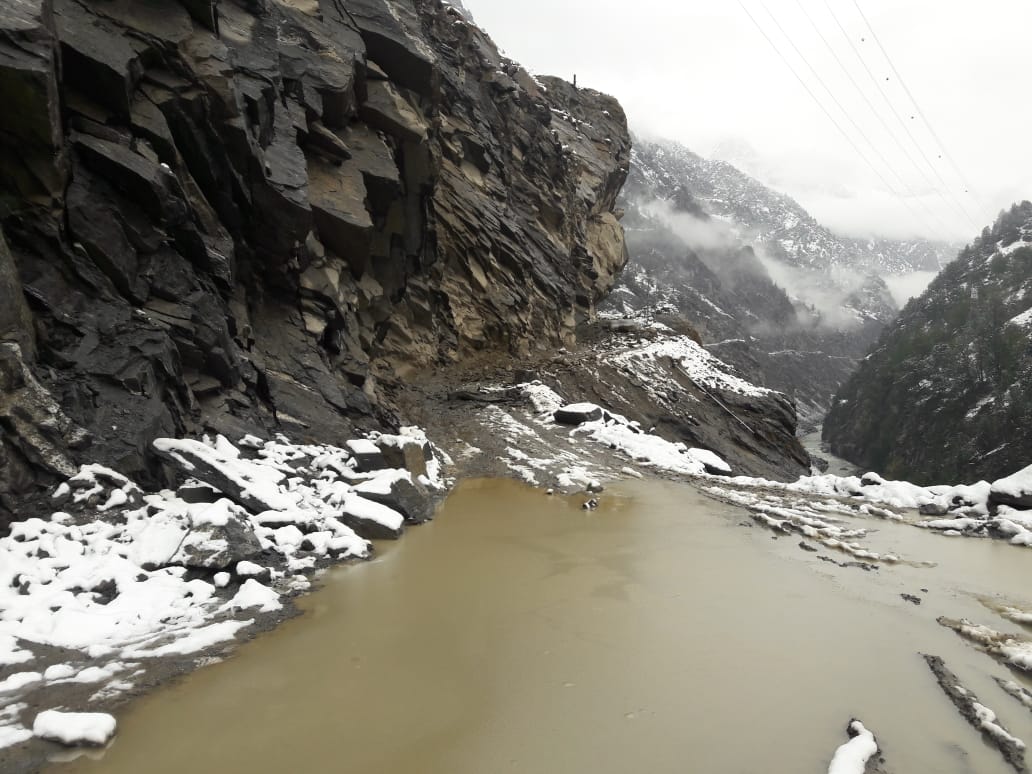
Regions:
[[826, 720, 878, 774], [609, 335, 772, 400], [972, 702, 1026, 751], [703, 466, 1032, 550], [996, 678, 1032, 711], [0, 430, 445, 751], [478, 380, 735, 490], [1008, 306, 1032, 329], [940, 618, 1032, 672]]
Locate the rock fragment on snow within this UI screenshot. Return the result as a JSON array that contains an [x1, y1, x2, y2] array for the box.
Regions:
[[375, 434, 431, 477], [346, 439, 387, 472], [153, 437, 295, 514], [554, 403, 603, 425]]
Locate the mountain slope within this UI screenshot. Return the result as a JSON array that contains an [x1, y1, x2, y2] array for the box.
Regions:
[[824, 201, 1032, 484], [609, 135, 946, 427], [634, 137, 956, 275]]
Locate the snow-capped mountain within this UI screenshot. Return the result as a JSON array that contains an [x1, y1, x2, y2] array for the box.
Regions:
[[632, 136, 956, 275], [610, 134, 957, 429]]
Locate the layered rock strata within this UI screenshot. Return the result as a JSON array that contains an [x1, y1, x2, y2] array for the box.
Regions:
[[0, 0, 630, 518]]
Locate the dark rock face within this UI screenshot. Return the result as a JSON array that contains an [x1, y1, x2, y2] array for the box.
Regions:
[[824, 202, 1032, 484], [0, 0, 630, 504], [0, 0, 67, 213]]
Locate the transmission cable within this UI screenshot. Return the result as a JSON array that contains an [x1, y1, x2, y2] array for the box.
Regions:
[[751, 1, 947, 235], [821, 0, 980, 233], [795, 0, 978, 233], [851, 0, 990, 225], [735, 0, 941, 237]]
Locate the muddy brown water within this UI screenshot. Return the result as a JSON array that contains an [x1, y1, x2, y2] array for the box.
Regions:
[[53, 478, 1032, 774]]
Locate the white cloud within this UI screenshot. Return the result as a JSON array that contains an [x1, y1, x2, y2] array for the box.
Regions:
[[463, 0, 1031, 242]]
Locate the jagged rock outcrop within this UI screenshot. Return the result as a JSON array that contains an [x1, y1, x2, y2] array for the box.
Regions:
[[0, 0, 630, 511], [825, 202, 1032, 484]]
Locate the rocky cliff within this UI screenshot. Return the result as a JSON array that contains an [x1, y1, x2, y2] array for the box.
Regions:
[[824, 202, 1032, 484], [0, 0, 630, 520]]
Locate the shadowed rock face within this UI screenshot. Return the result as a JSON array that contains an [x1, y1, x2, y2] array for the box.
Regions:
[[0, 0, 630, 509]]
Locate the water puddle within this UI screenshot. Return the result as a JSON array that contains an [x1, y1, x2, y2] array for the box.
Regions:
[[52, 478, 1031, 773]]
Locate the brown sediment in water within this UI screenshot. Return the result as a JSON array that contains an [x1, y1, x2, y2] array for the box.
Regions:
[[50, 478, 1032, 774]]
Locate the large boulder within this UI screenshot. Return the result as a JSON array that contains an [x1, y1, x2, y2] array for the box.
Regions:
[[554, 403, 603, 425], [353, 470, 434, 524], [990, 464, 1032, 510], [152, 438, 295, 514], [336, 493, 404, 540], [172, 516, 263, 571]]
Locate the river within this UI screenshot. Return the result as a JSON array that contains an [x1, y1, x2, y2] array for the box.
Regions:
[[52, 478, 1031, 773]]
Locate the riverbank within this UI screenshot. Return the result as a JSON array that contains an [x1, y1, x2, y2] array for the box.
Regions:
[[0, 429, 450, 772], [3, 372, 1032, 772]]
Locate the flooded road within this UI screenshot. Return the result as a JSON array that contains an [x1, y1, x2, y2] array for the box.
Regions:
[[54, 478, 1031, 774]]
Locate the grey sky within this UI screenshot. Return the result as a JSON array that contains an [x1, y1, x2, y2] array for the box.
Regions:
[[461, 0, 1031, 242]]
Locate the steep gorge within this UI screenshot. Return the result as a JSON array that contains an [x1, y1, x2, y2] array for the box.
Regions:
[[824, 202, 1032, 484]]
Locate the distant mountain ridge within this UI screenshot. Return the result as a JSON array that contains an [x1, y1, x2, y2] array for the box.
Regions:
[[609, 134, 959, 428], [634, 136, 957, 275], [824, 201, 1032, 483]]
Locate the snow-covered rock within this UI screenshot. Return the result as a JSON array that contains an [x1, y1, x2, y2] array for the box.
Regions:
[[991, 463, 1032, 509], [337, 494, 405, 540], [33, 710, 116, 747], [353, 470, 435, 524], [554, 403, 604, 425]]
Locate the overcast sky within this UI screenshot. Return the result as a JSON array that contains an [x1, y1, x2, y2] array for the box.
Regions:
[[461, 0, 1031, 243]]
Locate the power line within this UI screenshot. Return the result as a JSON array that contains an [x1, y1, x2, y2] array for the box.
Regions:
[[820, 0, 979, 234], [851, 0, 991, 226], [755, 1, 949, 236], [735, 0, 941, 237], [795, 0, 979, 234]]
